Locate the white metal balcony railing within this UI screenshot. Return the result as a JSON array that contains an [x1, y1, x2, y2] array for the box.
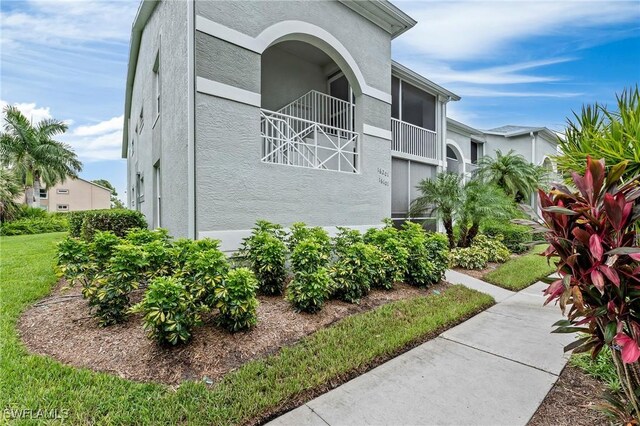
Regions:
[[261, 109, 359, 173], [277, 90, 354, 132], [391, 118, 438, 160]]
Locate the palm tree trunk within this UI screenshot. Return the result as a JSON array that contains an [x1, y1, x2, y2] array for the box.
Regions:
[[458, 222, 469, 247], [467, 221, 480, 244], [31, 178, 41, 208], [443, 217, 455, 249]]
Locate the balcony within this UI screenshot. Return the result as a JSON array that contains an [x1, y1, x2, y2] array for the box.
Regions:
[[260, 91, 359, 173], [391, 118, 438, 161]]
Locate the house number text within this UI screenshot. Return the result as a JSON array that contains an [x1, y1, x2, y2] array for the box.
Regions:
[[378, 167, 389, 186]]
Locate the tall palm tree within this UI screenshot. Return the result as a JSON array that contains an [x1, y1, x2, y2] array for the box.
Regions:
[[410, 172, 462, 248], [0, 106, 82, 207], [476, 149, 544, 202]]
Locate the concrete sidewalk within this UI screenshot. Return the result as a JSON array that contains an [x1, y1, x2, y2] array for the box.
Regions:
[[268, 273, 574, 426]]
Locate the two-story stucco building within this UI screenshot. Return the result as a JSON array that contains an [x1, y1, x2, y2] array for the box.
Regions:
[[123, 0, 464, 249], [445, 119, 559, 182]]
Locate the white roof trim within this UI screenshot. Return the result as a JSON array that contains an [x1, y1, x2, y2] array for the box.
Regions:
[[338, 0, 416, 39], [392, 61, 461, 101]]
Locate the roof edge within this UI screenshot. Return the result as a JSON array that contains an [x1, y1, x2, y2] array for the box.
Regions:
[[446, 118, 485, 141], [122, 0, 159, 158], [339, 0, 417, 39], [392, 61, 461, 101]]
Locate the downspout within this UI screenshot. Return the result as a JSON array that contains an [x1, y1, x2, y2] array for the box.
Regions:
[[187, 0, 196, 239]]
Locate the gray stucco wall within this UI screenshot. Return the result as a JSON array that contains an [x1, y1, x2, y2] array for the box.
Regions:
[[193, 0, 393, 233], [195, 94, 390, 231], [127, 0, 189, 236], [484, 133, 558, 166], [446, 127, 472, 161], [261, 45, 329, 110], [195, 0, 391, 94]]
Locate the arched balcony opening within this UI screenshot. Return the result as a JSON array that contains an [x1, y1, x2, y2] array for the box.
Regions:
[[260, 40, 360, 173]]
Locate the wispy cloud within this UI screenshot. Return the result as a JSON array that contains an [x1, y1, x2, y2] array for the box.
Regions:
[[394, 0, 640, 61]]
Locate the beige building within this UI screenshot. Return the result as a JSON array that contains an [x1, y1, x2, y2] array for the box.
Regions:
[[36, 178, 111, 212]]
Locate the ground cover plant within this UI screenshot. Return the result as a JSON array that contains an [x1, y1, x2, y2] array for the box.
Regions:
[[2, 232, 493, 425], [529, 157, 640, 421]]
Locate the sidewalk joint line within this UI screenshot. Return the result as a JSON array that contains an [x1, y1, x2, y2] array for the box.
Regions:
[[306, 404, 331, 425], [438, 336, 562, 377]]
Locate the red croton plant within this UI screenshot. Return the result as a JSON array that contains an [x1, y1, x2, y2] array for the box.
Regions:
[[534, 157, 640, 419]]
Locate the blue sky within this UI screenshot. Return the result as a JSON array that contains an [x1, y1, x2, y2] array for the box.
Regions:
[[1, 0, 639, 201]]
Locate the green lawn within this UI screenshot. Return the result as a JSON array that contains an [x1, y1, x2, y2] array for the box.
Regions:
[[484, 244, 556, 291], [1, 232, 493, 425]]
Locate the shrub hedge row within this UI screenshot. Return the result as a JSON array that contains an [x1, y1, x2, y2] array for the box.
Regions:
[[480, 219, 532, 253], [56, 220, 452, 346], [0, 216, 69, 236], [69, 209, 147, 240]]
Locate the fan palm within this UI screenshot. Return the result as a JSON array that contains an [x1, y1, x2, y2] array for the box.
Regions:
[[476, 149, 544, 202], [0, 106, 82, 207], [410, 172, 462, 248]]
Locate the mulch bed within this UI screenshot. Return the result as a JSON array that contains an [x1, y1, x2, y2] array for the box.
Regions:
[[18, 280, 447, 386], [453, 262, 501, 280], [528, 365, 611, 425]]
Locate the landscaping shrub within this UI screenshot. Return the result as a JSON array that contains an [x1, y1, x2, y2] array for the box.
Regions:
[[56, 236, 92, 286], [288, 222, 331, 254], [481, 219, 532, 253], [240, 226, 288, 295], [423, 232, 450, 281], [143, 240, 174, 279], [332, 242, 385, 303], [287, 268, 333, 313], [398, 222, 440, 287], [0, 216, 68, 236], [252, 219, 287, 242], [287, 238, 333, 312], [125, 227, 170, 245], [532, 157, 640, 420], [79, 209, 147, 240], [90, 231, 120, 268], [83, 243, 149, 326], [68, 210, 87, 237], [471, 234, 511, 263], [215, 268, 259, 332], [181, 246, 229, 308], [15, 206, 49, 220], [332, 227, 363, 255], [364, 225, 409, 287], [449, 246, 489, 270], [131, 276, 201, 345]]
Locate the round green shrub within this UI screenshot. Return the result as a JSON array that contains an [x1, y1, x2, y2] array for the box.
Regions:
[[287, 268, 332, 313], [131, 276, 201, 345], [215, 268, 259, 332], [240, 228, 288, 295], [471, 234, 511, 263], [449, 246, 489, 270], [481, 220, 531, 254], [332, 242, 385, 302]]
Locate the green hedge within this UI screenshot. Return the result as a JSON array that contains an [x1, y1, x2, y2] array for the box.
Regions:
[[69, 209, 147, 240], [0, 217, 69, 236], [480, 220, 532, 254]]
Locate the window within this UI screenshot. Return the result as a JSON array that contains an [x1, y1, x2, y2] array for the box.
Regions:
[[57, 204, 69, 211], [130, 138, 135, 157], [57, 188, 69, 194], [401, 82, 436, 131], [446, 146, 457, 160], [154, 162, 161, 227], [39, 188, 48, 199], [471, 141, 479, 164], [138, 108, 144, 132], [153, 53, 160, 124]]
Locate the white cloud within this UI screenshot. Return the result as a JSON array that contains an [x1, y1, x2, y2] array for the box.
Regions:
[[74, 115, 123, 136], [394, 0, 640, 62], [1, 98, 123, 162], [0, 99, 53, 123]]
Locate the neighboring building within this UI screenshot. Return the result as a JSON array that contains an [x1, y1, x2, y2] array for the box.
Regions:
[[35, 178, 111, 212], [123, 0, 461, 248], [446, 120, 560, 180]]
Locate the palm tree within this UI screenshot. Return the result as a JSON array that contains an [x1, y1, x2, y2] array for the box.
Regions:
[[457, 180, 515, 247], [410, 172, 462, 248], [0, 167, 23, 222], [556, 86, 640, 183], [0, 106, 82, 207], [476, 149, 544, 202]]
